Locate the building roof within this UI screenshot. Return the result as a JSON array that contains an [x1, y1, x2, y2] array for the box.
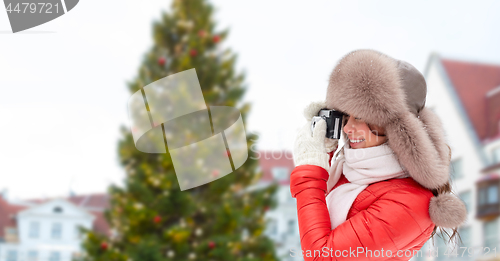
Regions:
[[476, 172, 500, 183], [24, 193, 110, 210], [0, 197, 28, 238], [67, 193, 110, 210], [0, 193, 111, 239], [440, 58, 500, 143]]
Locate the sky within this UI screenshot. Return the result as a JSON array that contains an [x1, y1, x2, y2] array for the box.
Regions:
[[1, 0, 499, 200]]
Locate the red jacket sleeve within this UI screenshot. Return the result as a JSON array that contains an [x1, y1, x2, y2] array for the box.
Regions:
[[290, 165, 435, 261]]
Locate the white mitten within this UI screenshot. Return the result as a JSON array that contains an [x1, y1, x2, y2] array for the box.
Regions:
[[303, 101, 339, 153], [303, 100, 328, 119], [293, 119, 330, 171], [324, 138, 339, 153]]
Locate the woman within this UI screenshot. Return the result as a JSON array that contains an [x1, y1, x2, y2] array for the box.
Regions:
[[291, 49, 467, 260]]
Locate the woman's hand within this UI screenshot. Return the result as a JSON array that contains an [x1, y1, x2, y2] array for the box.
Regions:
[[303, 101, 339, 153], [293, 119, 330, 171]]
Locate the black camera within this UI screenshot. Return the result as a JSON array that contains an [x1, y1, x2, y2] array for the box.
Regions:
[[311, 109, 346, 139]]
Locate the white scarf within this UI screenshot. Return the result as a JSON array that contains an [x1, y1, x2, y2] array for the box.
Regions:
[[325, 141, 410, 230]]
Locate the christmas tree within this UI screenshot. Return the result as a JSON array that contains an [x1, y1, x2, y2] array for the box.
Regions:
[[77, 0, 279, 260]]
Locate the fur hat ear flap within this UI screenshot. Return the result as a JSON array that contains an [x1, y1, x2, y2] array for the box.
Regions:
[[418, 107, 451, 166], [385, 110, 449, 190], [429, 193, 467, 228]]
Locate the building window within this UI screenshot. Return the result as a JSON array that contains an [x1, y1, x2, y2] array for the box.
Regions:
[[477, 181, 500, 219], [479, 184, 499, 206], [459, 191, 472, 213], [53, 206, 63, 213], [267, 218, 278, 236], [29, 222, 40, 239], [489, 186, 499, 204], [484, 219, 498, 250], [6, 250, 17, 261], [49, 252, 61, 261], [271, 167, 289, 181], [51, 223, 62, 239], [493, 146, 500, 164], [28, 251, 38, 261], [6, 227, 17, 236], [5, 227, 18, 242], [450, 158, 463, 179]]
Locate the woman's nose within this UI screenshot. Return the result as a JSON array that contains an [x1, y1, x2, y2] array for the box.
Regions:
[[343, 116, 357, 133]]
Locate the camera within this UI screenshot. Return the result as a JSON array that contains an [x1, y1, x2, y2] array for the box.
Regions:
[[311, 109, 346, 139]]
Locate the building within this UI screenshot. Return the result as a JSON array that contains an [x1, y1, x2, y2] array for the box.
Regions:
[[0, 149, 300, 261], [413, 53, 500, 261], [253, 150, 302, 261], [0, 193, 110, 261]]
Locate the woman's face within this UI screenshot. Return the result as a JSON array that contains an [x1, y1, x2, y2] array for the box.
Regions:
[[343, 115, 387, 149]]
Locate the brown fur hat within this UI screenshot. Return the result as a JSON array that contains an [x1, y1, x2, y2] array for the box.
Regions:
[[325, 49, 467, 229]]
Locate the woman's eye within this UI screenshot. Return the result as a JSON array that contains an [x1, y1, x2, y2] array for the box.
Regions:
[[345, 115, 361, 120]]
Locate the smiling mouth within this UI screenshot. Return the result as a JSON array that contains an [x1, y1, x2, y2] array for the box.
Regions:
[[349, 138, 365, 143]]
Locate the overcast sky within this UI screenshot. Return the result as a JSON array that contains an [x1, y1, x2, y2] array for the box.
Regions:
[[1, 0, 499, 200]]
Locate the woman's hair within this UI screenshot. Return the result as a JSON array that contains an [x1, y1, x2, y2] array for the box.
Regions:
[[336, 116, 461, 247]]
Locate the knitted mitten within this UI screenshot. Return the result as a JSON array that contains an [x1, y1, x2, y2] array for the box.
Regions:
[[303, 100, 339, 153], [293, 119, 330, 171], [325, 138, 339, 153]]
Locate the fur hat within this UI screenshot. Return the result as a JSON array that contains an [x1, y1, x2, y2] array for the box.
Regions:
[[325, 49, 467, 229]]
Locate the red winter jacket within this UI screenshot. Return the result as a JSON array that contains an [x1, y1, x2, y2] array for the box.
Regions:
[[290, 152, 436, 261]]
